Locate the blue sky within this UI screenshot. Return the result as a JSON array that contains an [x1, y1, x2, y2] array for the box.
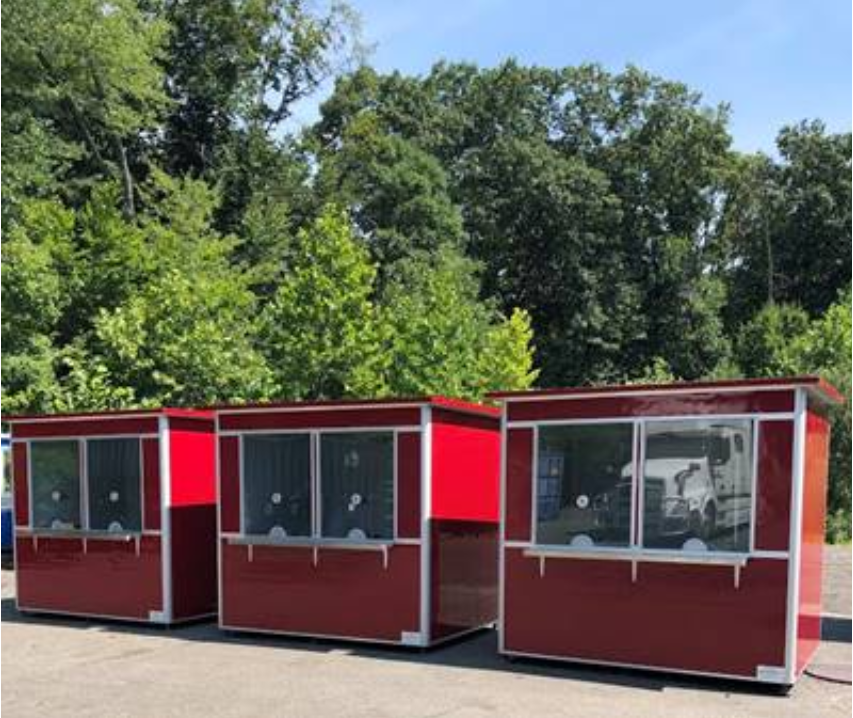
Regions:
[[293, 0, 851, 153]]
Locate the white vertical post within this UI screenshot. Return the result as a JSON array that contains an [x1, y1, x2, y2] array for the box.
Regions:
[[784, 389, 807, 683], [497, 406, 507, 653], [214, 413, 223, 626], [419, 406, 432, 647], [158, 416, 173, 624]]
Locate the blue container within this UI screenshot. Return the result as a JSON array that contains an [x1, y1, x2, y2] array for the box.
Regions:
[[1, 435, 11, 552]]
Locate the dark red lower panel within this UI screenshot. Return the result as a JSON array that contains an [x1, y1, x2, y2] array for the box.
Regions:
[[15, 535, 162, 621], [503, 549, 788, 678], [171, 505, 217, 620], [221, 543, 421, 642], [430, 520, 498, 641]]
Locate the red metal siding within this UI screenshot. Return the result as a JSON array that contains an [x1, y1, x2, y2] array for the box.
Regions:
[[503, 549, 788, 677], [797, 411, 830, 674], [397, 431, 421, 538], [12, 417, 159, 438], [142, 438, 161, 531], [221, 543, 421, 641], [13, 443, 28, 527], [431, 409, 500, 522], [218, 407, 420, 432], [504, 429, 533, 541], [430, 520, 498, 640], [170, 427, 216, 506], [167, 424, 217, 619], [15, 535, 163, 620], [754, 421, 794, 551], [219, 436, 241, 533], [170, 505, 217, 620], [506, 390, 795, 422]]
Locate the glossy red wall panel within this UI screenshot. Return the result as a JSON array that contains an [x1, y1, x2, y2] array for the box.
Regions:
[[13, 443, 28, 526], [431, 409, 500, 522], [171, 505, 217, 620], [15, 535, 163, 619], [797, 411, 829, 674], [221, 543, 421, 641], [169, 426, 216, 506], [12, 417, 158, 438], [219, 436, 241, 533], [504, 429, 533, 541], [219, 407, 420, 432], [506, 390, 794, 422], [754, 421, 794, 551], [503, 550, 788, 677], [397, 431, 421, 538], [142, 438, 161, 531], [430, 520, 498, 640]]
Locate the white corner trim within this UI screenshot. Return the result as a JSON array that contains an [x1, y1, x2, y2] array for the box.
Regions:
[[158, 416, 173, 624], [783, 388, 807, 683], [419, 406, 432, 646]]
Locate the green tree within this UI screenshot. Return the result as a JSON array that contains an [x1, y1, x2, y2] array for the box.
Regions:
[[315, 115, 466, 273], [381, 247, 537, 399], [315, 61, 734, 386], [721, 123, 852, 327], [2, 0, 169, 216], [734, 294, 852, 541], [258, 207, 387, 399]]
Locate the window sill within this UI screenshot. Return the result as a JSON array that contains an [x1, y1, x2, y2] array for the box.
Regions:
[[226, 535, 394, 550], [225, 535, 397, 569], [522, 546, 749, 567], [18, 528, 146, 542]]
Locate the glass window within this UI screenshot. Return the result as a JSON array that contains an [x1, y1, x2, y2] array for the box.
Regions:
[[321, 432, 393, 540], [242, 434, 311, 538], [536, 423, 635, 547], [31, 441, 81, 529], [642, 419, 753, 552], [87, 438, 142, 532]]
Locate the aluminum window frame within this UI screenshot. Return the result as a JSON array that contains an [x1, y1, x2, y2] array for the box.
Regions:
[[233, 427, 400, 545], [318, 429, 397, 542], [238, 430, 314, 539], [525, 412, 769, 559], [24, 435, 147, 536], [85, 436, 145, 534], [530, 419, 639, 551], [638, 416, 757, 555]]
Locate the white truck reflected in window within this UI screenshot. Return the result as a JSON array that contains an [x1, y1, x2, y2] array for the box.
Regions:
[[642, 420, 753, 552]]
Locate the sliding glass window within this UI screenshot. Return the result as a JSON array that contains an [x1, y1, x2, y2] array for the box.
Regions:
[[642, 419, 753, 553], [536, 423, 635, 548], [321, 432, 393, 540], [242, 434, 312, 539], [30, 441, 81, 530], [87, 438, 142, 532]]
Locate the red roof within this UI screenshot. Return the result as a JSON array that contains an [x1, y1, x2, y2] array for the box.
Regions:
[[488, 375, 843, 405], [2, 396, 499, 424], [2, 407, 215, 423], [211, 395, 500, 418]]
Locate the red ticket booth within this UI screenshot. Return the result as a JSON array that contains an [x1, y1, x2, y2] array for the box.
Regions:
[[6, 408, 218, 624], [491, 376, 841, 685], [216, 396, 500, 646]]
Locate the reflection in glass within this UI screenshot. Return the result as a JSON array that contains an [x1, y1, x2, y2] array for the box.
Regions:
[[321, 432, 393, 540], [243, 434, 311, 537], [536, 424, 635, 547], [642, 419, 753, 552], [88, 438, 142, 531], [31, 441, 81, 529]]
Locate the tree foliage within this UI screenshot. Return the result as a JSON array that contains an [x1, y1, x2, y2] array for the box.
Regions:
[[1, 1, 849, 536]]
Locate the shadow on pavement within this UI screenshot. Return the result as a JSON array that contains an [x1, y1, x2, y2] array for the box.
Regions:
[[2, 596, 794, 697], [821, 616, 852, 643]]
